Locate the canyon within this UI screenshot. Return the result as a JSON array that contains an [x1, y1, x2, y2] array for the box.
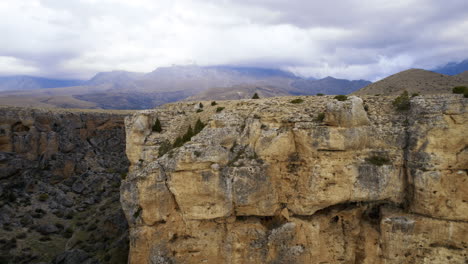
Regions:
[[0, 107, 130, 263], [0, 93, 466, 263]]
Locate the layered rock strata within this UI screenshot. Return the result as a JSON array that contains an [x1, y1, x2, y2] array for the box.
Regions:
[[122, 95, 467, 264], [0, 107, 130, 263]]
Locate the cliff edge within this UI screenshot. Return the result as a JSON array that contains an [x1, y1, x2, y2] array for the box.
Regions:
[[122, 94, 467, 263]]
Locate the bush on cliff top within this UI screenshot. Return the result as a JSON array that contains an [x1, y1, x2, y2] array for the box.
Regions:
[[452, 86, 467, 94], [334, 95, 348, 101], [392, 91, 410, 111]]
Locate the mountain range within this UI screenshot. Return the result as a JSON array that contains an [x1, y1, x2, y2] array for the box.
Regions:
[[1, 59, 468, 109], [432, 59, 468, 75], [0, 66, 369, 109]]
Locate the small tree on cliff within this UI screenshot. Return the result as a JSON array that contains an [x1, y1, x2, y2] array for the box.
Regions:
[[152, 118, 162, 133], [252, 93, 260, 99]]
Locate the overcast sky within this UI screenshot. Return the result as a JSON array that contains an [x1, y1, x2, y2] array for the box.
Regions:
[[0, 0, 467, 81]]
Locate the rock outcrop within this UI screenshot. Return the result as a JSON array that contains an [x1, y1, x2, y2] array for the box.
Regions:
[[0, 106, 130, 263], [122, 94, 467, 264]]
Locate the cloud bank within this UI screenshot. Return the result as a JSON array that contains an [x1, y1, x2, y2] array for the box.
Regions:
[[0, 0, 467, 80]]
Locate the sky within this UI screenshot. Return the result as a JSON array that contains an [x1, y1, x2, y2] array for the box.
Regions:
[[0, 0, 467, 81]]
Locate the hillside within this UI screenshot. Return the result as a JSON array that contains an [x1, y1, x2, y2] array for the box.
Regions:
[[290, 76, 371, 95], [456, 70, 468, 81], [353, 68, 468, 95]]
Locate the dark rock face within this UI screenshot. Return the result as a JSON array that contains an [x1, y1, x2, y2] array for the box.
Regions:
[[0, 106, 130, 264]]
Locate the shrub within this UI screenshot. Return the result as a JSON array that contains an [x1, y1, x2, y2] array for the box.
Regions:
[[334, 95, 348, 101], [16, 233, 27, 239], [364, 105, 369, 112], [316, 112, 325, 122], [199, 102, 204, 108], [158, 140, 172, 157], [152, 118, 162, 133], [133, 207, 142, 219], [392, 91, 410, 111], [194, 118, 206, 134], [216, 107, 225, 113], [465, 91, 468, 98], [290, 98, 304, 104], [39, 236, 51, 242], [411, 92, 420, 97], [366, 155, 390, 166], [452, 86, 467, 94], [172, 119, 206, 149], [211, 101, 217, 106], [38, 193, 49, 202], [316, 93, 324, 96], [252, 93, 260, 99]]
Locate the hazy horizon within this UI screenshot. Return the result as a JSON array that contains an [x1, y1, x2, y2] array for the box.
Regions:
[[1, 0, 467, 81]]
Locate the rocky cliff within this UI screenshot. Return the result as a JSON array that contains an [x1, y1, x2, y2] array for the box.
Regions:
[[0, 107, 130, 263], [122, 94, 467, 264]]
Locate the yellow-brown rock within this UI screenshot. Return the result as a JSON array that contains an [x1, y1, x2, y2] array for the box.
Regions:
[[121, 94, 468, 263]]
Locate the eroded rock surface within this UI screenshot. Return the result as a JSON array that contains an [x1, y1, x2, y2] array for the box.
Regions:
[[0, 106, 130, 264], [122, 95, 467, 264]]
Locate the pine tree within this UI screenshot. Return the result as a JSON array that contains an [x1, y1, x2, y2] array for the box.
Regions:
[[152, 118, 162, 132], [252, 93, 260, 99], [194, 118, 205, 134]]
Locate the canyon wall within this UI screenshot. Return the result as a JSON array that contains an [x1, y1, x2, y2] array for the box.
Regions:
[[0, 106, 130, 263], [122, 95, 467, 264]]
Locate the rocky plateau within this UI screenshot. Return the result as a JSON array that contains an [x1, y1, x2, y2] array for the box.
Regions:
[[122, 94, 467, 264]]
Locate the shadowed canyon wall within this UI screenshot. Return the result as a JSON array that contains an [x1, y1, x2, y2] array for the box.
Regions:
[[0, 107, 130, 264], [122, 95, 467, 264]]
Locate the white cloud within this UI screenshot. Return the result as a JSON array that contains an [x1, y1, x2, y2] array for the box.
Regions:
[[0, 0, 467, 80], [0, 56, 39, 76]]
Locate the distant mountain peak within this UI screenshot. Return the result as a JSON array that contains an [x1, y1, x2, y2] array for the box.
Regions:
[[432, 59, 468, 75]]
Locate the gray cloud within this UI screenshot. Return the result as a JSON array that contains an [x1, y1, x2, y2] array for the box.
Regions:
[[0, 0, 467, 81]]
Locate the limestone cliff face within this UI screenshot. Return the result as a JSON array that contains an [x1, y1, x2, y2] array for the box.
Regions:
[[0, 106, 130, 263], [122, 95, 467, 264]]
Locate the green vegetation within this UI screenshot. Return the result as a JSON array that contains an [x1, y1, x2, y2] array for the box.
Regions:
[[452, 86, 467, 94], [366, 155, 391, 166], [199, 102, 204, 108], [196, 109, 203, 113], [411, 92, 420, 97], [316, 112, 325, 122], [211, 101, 217, 106], [392, 91, 410, 111], [316, 93, 324, 96], [38, 193, 49, 202], [133, 207, 142, 219], [290, 98, 304, 104], [216, 107, 225, 112], [252, 93, 260, 99], [158, 119, 207, 153], [152, 118, 162, 133], [334, 95, 348, 101], [158, 140, 172, 157]]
